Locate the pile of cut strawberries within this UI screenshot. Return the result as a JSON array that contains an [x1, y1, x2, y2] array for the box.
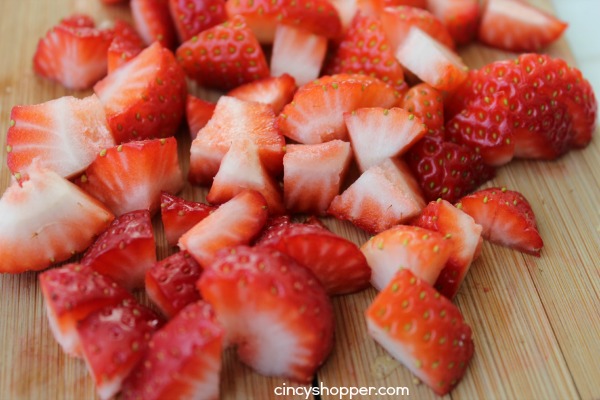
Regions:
[[0, 0, 596, 398]]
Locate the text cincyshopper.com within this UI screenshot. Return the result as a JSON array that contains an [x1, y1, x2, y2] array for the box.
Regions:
[[274, 382, 410, 399]]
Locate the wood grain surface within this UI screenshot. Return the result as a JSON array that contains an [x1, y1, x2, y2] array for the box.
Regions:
[[0, 1, 599, 399]]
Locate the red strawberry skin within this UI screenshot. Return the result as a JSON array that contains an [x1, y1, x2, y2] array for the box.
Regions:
[[169, 0, 227, 42], [186, 95, 216, 139], [160, 192, 217, 247], [107, 20, 145, 73], [401, 83, 445, 138], [427, 0, 480, 46], [131, 0, 177, 48]]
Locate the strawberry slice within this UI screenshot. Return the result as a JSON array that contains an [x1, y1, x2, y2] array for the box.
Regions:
[[366, 269, 474, 395], [186, 95, 216, 139], [457, 187, 543, 256], [7, 95, 114, 179], [94, 42, 187, 144], [358, 0, 427, 15], [39, 263, 131, 357], [427, 0, 480, 46], [361, 225, 451, 291], [131, 0, 177, 48], [283, 140, 352, 216], [197, 245, 334, 382], [107, 20, 145, 73], [81, 210, 156, 290], [478, 0, 567, 52], [168, 0, 227, 42], [77, 138, 184, 217], [401, 83, 445, 138], [0, 164, 114, 273], [227, 73, 297, 114], [160, 192, 217, 247], [121, 301, 223, 400]]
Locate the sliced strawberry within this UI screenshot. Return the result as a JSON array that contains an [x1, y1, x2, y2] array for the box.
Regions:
[[131, 0, 177, 48], [186, 95, 216, 139], [227, 73, 296, 114], [253, 215, 293, 244], [401, 83, 445, 138], [197, 246, 334, 382], [358, 0, 427, 16], [328, 0, 359, 30], [478, 0, 567, 52], [345, 107, 426, 172], [77, 138, 184, 217], [328, 158, 425, 233], [121, 301, 223, 400], [81, 210, 156, 290], [160, 192, 217, 247], [283, 140, 352, 216], [6, 95, 114, 179], [0, 164, 114, 273], [168, 0, 227, 42], [178, 190, 269, 267], [58, 14, 96, 29], [427, 0, 480, 46], [107, 20, 145, 73], [39, 263, 131, 357], [366, 269, 474, 395]]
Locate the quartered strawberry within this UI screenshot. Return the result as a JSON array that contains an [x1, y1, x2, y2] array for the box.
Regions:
[[6, 95, 114, 179], [186, 95, 216, 139], [283, 140, 352, 216], [366, 269, 474, 395], [478, 0, 567, 52], [39, 263, 131, 357], [427, 0, 480, 46], [401, 83, 445, 138], [121, 301, 223, 400], [107, 20, 145, 73], [77, 298, 163, 400], [178, 190, 268, 267], [131, 0, 177, 48], [358, 0, 427, 16], [252, 215, 292, 244], [33, 15, 113, 90], [77, 138, 184, 217], [81, 210, 156, 290], [160, 192, 217, 247], [361, 225, 451, 291], [176, 16, 270, 90], [0, 164, 114, 273], [58, 14, 96, 28], [197, 245, 334, 382], [227, 73, 296, 114], [94, 42, 187, 143], [169, 0, 227, 42], [457, 187, 543, 256]]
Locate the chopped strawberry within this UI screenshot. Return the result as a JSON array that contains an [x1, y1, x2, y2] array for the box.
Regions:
[[39, 263, 131, 357], [345, 107, 426, 172], [107, 20, 145, 73], [160, 192, 217, 247], [401, 83, 445, 138], [366, 269, 474, 395], [121, 301, 223, 400], [0, 164, 114, 273], [131, 0, 177, 48], [178, 190, 268, 267], [361, 225, 451, 291], [168, 0, 227, 42], [328, 0, 359, 30], [252, 215, 293, 244], [358, 0, 427, 16], [176, 16, 270, 90], [197, 245, 334, 382], [328, 158, 425, 233], [77, 138, 184, 217], [427, 0, 480, 46], [6, 95, 114, 179], [227, 73, 296, 114], [58, 14, 96, 28], [81, 210, 156, 290], [283, 140, 352, 216], [478, 0, 567, 52], [186, 95, 216, 139]]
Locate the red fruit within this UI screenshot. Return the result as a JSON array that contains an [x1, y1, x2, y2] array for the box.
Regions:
[[401, 83, 445, 138], [427, 0, 480, 46], [160, 192, 217, 247], [227, 73, 296, 114], [168, 0, 227, 42], [131, 0, 177, 48], [358, 0, 427, 16], [197, 246, 334, 382], [253, 215, 293, 244], [81, 210, 156, 290], [366, 269, 474, 395], [107, 20, 145, 73], [58, 14, 96, 29], [186, 95, 216, 139]]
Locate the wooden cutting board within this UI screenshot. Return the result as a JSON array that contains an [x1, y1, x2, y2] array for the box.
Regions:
[[0, 1, 598, 399]]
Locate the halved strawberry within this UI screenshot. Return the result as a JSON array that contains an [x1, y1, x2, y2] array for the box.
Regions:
[[186, 95, 216, 139], [160, 192, 217, 247], [227, 73, 297, 114], [197, 245, 334, 382], [0, 164, 114, 273], [94, 42, 187, 143], [169, 0, 227, 42], [366, 268, 474, 395], [77, 138, 184, 217], [401, 83, 445, 138], [121, 301, 223, 400], [283, 140, 352, 216], [107, 20, 145, 73], [131, 0, 177, 48], [6, 95, 114, 179], [39, 263, 131, 357], [81, 210, 156, 290], [427, 0, 480, 46]]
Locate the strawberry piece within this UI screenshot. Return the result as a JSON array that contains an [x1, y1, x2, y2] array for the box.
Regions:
[[7, 95, 114, 179], [77, 138, 184, 217], [366, 269, 474, 395], [94, 42, 187, 143], [0, 164, 114, 273], [358, 0, 427, 16], [81, 210, 156, 290], [361, 225, 451, 291], [227, 73, 296, 114], [39, 263, 131, 357], [253, 215, 293, 244], [107, 20, 145, 73], [257, 221, 371, 295], [58, 14, 96, 28], [160, 192, 217, 247], [278, 74, 399, 144], [186, 95, 216, 139], [328, 158, 425, 233], [33, 15, 113, 90], [401, 83, 445, 138], [427, 0, 480, 46], [345, 107, 426, 172], [131, 0, 177, 48], [478, 0, 567, 52], [188, 95, 285, 185], [121, 301, 223, 400], [457, 187, 543, 256], [169, 0, 227, 42], [412, 199, 482, 299], [283, 140, 352, 216], [176, 16, 269, 90], [178, 190, 269, 267], [197, 246, 334, 382], [145, 251, 203, 318], [77, 298, 163, 400]]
